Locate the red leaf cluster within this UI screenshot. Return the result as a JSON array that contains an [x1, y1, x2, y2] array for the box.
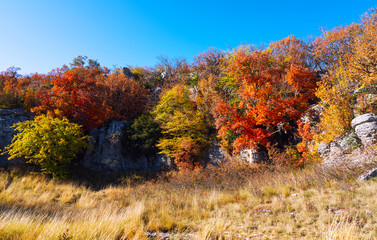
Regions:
[[214, 50, 318, 154]]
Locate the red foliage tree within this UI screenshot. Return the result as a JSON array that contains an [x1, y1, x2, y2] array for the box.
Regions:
[[33, 65, 110, 130], [214, 49, 318, 154], [98, 72, 150, 121], [33, 58, 150, 130]]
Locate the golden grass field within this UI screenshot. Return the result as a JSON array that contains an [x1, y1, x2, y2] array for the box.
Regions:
[[1, 161, 377, 239]]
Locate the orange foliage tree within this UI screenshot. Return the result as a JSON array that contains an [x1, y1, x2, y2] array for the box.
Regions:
[[33, 65, 110, 130], [214, 49, 318, 156], [0, 67, 24, 108], [98, 72, 150, 121], [0, 68, 53, 109], [310, 10, 377, 147], [33, 57, 150, 131]]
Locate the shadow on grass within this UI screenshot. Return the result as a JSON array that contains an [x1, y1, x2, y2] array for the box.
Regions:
[[1, 157, 374, 193], [0, 163, 163, 191]]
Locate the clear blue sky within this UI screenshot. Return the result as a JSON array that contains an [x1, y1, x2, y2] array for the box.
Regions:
[[0, 0, 376, 74]]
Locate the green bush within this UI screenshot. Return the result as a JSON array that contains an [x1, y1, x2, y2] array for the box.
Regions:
[[2, 114, 91, 179], [123, 113, 162, 159]]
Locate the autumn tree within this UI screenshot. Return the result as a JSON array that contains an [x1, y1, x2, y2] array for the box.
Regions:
[[0, 67, 23, 108], [346, 10, 377, 88], [98, 72, 150, 121], [154, 85, 210, 169], [123, 113, 162, 159], [0, 67, 52, 110], [194, 48, 226, 128], [312, 22, 361, 73], [269, 35, 315, 70], [32, 61, 110, 130], [2, 115, 91, 179], [20, 72, 55, 109], [214, 48, 318, 157], [155, 56, 193, 89], [194, 48, 225, 81], [311, 9, 377, 147]]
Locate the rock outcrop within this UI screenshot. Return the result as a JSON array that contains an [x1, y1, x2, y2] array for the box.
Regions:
[[0, 109, 34, 166], [321, 113, 377, 168], [351, 113, 377, 146], [0, 109, 171, 172], [82, 121, 171, 173], [122, 67, 134, 78], [240, 148, 268, 164], [318, 132, 361, 157], [205, 142, 226, 165]]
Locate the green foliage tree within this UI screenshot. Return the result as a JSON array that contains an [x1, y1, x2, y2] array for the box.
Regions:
[[2, 115, 91, 179], [123, 113, 162, 158]]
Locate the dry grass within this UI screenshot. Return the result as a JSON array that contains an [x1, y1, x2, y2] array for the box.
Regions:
[[1, 161, 377, 239]]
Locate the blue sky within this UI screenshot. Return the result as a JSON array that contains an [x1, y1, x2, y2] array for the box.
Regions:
[[0, 0, 376, 74]]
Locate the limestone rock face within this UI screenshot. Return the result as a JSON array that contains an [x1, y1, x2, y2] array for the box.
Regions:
[[355, 122, 377, 145], [317, 142, 330, 157], [352, 114, 377, 146], [240, 148, 268, 164], [320, 114, 377, 168], [0, 109, 34, 166], [351, 113, 377, 129], [204, 142, 226, 165], [82, 121, 171, 173]]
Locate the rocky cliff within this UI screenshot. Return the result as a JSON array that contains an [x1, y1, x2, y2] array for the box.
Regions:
[[82, 121, 171, 173], [0, 109, 34, 166], [0, 109, 171, 172]]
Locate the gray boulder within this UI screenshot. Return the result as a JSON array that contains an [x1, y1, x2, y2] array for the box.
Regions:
[[321, 114, 377, 168], [0, 109, 34, 166], [317, 142, 330, 157], [355, 122, 377, 145], [318, 132, 360, 158], [352, 114, 377, 146], [351, 113, 377, 129]]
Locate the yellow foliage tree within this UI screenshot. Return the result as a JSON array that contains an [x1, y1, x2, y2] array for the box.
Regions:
[[314, 67, 354, 145], [2, 115, 91, 179], [312, 9, 377, 147], [348, 10, 377, 85], [154, 85, 209, 169]]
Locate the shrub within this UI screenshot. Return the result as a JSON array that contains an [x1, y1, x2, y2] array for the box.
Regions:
[[123, 113, 162, 159], [2, 115, 91, 179]]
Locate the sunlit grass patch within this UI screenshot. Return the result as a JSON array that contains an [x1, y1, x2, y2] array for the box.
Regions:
[[0, 162, 375, 239]]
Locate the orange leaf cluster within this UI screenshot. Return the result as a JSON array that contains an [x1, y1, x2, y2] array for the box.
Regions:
[[214, 49, 318, 154], [32, 64, 149, 131]]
